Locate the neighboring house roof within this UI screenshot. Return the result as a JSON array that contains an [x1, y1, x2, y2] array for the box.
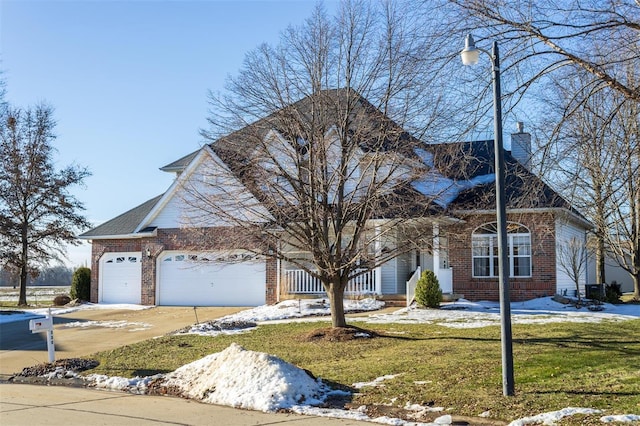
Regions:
[[159, 150, 199, 173], [78, 195, 163, 239]]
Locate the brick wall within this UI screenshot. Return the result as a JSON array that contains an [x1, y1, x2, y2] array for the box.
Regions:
[[90, 239, 141, 303], [89, 227, 277, 306], [447, 212, 557, 301]]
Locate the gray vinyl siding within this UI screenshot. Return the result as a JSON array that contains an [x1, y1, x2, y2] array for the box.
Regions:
[[396, 252, 413, 294], [381, 258, 397, 294]]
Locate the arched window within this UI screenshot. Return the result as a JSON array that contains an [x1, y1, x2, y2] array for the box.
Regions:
[[472, 222, 531, 278]]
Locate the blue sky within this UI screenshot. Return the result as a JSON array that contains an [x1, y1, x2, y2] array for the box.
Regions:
[[1, 0, 337, 267]]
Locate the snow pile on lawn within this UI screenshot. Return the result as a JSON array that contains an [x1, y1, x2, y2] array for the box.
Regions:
[[22, 347, 639, 425], [160, 343, 342, 412]]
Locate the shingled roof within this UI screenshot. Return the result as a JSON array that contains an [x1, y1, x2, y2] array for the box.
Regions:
[[160, 150, 198, 173], [425, 140, 578, 213], [82, 90, 588, 239], [79, 194, 163, 238], [209, 88, 423, 170]]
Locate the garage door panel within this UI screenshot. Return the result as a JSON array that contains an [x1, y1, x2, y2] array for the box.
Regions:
[[158, 252, 266, 306], [101, 252, 142, 304]]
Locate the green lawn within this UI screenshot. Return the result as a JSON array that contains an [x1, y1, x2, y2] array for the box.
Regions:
[[87, 318, 640, 425]]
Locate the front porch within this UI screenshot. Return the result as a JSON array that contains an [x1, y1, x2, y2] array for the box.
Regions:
[[280, 262, 455, 307], [278, 223, 455, 304]]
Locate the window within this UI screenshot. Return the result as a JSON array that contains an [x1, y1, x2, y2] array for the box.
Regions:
[[472, 222, 531, 278]]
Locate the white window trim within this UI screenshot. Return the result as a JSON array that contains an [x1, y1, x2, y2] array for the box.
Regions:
[[472, 224, 532, 278]]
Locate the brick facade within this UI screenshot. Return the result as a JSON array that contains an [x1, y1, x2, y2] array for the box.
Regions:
[[89, 227, 277, 305], [90, 212, 561, 305], [447, 212, 557, 301]]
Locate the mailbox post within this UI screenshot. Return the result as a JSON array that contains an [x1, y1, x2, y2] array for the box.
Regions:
[[29, 308, 55, 363]]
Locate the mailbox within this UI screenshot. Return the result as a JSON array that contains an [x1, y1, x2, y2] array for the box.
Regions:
[[29, 316, 53, 333]]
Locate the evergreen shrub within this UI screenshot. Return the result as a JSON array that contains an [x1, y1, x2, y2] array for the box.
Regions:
[[605, 281, 622, 304], [71, 267, 91, 301], [415, 269, 442, 308]]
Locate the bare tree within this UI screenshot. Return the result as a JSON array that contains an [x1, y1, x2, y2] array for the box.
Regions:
[[603, 86, 640, 299], [557, 237, 588, 301], [0, 105, 91, 306], [0, 72, 6, 113], [184, 1, 460, 328], [542, 70, 619, 286], [449, 0, 640, 299], [542, 65, 640, 299], [449, 0, 640, 103]]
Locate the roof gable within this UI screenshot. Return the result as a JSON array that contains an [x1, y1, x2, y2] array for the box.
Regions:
[[138, 146, 271, 230]]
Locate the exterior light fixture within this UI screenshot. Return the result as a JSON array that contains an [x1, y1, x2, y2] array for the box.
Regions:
[[460, 34, 480, 65], [461, 34, 515, 397]]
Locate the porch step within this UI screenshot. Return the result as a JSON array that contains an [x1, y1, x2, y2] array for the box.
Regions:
[[378, 294, 407, 307]]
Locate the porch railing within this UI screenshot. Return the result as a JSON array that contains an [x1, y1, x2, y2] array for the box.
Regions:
[[284, 269, 378, 295], [405, 266, 421, 308]]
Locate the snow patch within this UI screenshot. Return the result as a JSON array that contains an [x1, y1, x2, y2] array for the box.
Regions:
[[411, 169, 495, 208], [352, 373, 402, 389], [88, 373, 159, 394], [178, 297, 384, 335], [601, 414, 640, 423], [360, 297, 638, 329], [63, 320, 152, 331], [508, 407, 602, 426]]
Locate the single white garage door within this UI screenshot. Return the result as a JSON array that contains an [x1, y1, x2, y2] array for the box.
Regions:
[[157, 252, 266, 306], [100, 252, 142, 304]]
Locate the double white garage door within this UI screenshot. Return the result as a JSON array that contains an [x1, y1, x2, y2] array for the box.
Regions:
[[100, 251, 266, 306]]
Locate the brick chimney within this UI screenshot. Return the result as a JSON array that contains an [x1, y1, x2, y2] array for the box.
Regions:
[[510, 122, 532, 169]]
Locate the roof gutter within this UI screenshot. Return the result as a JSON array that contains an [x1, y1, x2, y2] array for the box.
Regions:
[[77, 229, 158, 241], [451, 207, 593, 229]]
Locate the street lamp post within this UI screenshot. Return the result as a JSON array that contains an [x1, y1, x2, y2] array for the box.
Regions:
[[461, 34, 515, 397]]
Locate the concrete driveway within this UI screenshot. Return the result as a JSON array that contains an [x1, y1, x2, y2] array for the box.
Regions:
[[0, 306, 245, 377]]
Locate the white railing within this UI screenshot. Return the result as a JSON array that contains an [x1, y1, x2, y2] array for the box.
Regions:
[[405, 266, 421, 308], [284, 269, 378, 295]]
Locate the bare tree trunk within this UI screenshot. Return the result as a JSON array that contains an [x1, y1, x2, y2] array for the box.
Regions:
[[596, 231, 606, 285], [18, 224, 28, 306], [326, 278, 347, 328]]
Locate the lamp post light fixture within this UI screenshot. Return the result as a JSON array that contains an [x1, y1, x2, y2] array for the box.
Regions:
[[461, 34, 515, 397]]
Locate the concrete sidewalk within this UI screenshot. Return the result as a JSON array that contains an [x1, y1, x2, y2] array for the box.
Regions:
[[1, 384, 368, 425]]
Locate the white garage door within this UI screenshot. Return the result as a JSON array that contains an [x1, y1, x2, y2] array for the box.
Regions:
[[100, 252, 142, 304], [158, 252, 266, 306]]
